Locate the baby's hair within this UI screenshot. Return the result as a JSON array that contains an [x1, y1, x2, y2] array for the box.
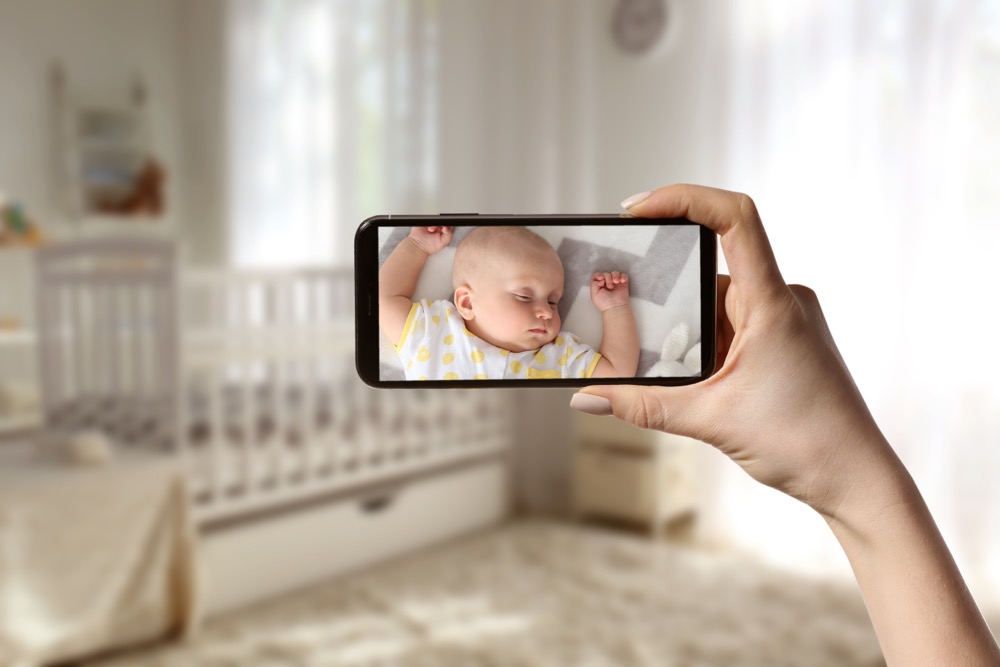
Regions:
[[453, 226, 558, 289]]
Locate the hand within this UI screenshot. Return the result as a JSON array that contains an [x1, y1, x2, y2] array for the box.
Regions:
[[407, 226, 453, 255], [572, 184, 899, 520], [590, 271, 630, 312]]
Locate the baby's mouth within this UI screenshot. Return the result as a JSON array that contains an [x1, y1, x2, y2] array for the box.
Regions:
[[529, 327, 548, 334]]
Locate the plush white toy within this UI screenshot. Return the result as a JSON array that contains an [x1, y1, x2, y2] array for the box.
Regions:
[[644, 321, 701, 378]]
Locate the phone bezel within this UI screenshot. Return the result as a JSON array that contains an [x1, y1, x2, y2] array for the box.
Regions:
[[355, 214, 717, 388]]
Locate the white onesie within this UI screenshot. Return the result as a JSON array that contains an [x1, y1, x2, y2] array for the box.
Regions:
[[395, 299, 602, 380]]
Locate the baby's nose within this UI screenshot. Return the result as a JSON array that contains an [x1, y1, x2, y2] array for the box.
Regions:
[[536, 303, 552, 318]]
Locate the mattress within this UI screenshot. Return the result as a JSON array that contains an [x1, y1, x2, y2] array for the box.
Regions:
[[83, 520, 886, 667], [47, 382, 511, 503]]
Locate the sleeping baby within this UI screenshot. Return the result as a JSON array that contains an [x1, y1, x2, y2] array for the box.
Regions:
[[379, 225, 639, 380]]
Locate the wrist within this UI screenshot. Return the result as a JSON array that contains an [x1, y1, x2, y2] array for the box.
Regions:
[[817, 431, 916, 532], [599, 302, 632, 315], [404, 236, 433, 256]]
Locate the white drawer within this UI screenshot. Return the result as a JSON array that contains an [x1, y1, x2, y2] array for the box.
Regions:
[[201, 460, 508, 616]]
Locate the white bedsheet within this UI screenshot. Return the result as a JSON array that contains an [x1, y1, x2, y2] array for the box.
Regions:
[[0, 443, 199, 666]]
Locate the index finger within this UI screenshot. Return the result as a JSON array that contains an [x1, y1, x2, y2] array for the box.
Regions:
[[624, 184, 786, 295]]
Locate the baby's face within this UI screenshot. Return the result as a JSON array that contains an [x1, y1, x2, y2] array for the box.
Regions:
[[461, 248, 564, 353]]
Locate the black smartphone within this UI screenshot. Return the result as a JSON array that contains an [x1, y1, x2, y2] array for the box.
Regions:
[[355, 214, 716, 388]]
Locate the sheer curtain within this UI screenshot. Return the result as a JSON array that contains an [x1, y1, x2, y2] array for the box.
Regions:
[[716, 0, 1000, 591], [225, 0, 439, 267]]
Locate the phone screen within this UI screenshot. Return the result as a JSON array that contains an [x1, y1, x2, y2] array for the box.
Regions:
[[356, 216, 716, 387]]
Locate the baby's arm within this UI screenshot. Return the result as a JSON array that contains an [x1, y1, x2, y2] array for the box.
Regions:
[[588, 271, 640, 378], [378, 226, 452, 346]]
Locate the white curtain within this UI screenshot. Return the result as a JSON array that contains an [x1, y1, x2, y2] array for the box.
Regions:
[[225, 0, 439, 267], [715, 0, 1000, 591]]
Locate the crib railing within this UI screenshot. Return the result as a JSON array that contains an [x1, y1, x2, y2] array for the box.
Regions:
[[35, 238, 182, 450], [35, 239, 512, 523]]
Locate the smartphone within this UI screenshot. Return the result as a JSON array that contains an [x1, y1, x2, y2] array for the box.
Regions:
[[355, 214, 716, 388]]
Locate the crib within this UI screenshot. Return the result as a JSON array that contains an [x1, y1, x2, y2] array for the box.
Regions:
[[33, 237, 513, 524]]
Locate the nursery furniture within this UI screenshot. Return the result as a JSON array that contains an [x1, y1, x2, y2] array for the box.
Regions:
[[33, 237, 512, 523], [0, 444, 197, 667], [25, 237, 513, 628], [573, 412, 696, 537]]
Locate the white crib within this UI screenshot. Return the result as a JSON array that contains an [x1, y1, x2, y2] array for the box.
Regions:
[[34, 238, 512, 524]]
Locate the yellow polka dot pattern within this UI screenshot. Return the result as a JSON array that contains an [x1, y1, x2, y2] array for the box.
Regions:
[[399, 300, 602, 381]]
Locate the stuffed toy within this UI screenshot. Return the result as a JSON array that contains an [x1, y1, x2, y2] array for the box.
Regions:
[[644, 321, 701, 377]]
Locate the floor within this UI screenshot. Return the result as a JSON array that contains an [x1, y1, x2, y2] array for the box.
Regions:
[[83, 519, 886, 667]]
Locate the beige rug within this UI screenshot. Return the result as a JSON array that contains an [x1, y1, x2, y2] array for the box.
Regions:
[[85, 520, 884, 667]]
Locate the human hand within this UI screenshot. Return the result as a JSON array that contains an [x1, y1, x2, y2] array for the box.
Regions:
[[571, 185, 900, 521], [407, 226, 453, 255], [590, 271, 630, 312]]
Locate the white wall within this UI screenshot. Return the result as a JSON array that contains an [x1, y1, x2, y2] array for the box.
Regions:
[[0, 0, 186, 233], [434, 0, 735, 517], [0, 0, 188, 394], [174, 0, 228, 265]]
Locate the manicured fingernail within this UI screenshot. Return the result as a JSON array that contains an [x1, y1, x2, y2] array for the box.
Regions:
[[620, 191, 651, 210], [570, 393, 613, 416]]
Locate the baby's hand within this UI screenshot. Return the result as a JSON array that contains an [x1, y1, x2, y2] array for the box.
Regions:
[[590, 271, 630, 312], [407, 226, 453, 255]]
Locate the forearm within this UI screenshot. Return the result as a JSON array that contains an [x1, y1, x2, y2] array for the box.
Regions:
[[379, 237, 428, 301], [825, 439, 1000, 666], [598, 305, 639, 376]]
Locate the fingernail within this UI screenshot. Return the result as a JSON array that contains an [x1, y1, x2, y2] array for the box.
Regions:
[[620, 191, 651, 211], [570, 393, 613, 416]]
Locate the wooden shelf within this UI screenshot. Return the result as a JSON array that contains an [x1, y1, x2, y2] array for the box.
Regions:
[[0, 331, 36, 346]]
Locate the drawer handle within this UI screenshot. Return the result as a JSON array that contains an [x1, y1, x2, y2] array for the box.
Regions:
[[359, 492, 397, 514]]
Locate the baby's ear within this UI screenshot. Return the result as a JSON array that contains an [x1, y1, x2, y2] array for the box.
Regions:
[[454, 286, 474, 319]]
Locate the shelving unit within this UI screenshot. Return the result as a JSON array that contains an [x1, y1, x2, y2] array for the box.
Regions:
[[0, 330, 36, 346], [0, 244, 40, 436]]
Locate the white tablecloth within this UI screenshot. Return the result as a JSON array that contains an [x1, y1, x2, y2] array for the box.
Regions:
[[0, 444, 199, 666]]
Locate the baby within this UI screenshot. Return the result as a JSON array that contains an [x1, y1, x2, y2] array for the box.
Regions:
[[379, 225, 639, 380]]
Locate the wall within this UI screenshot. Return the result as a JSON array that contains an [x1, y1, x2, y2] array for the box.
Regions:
[[173, 0, 228, 265], [435, 0, 734, 516], [0, 0, 186, 234], [0, 0, 188, 398]]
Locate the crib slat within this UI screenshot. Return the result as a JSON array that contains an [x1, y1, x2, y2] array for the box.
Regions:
[[300, 277, 318, 479], [269, 279, 287, 489], [238, 279, 257, 493], [71, 281, 87, 411]]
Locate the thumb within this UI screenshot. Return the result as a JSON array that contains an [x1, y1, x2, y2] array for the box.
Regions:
[[570, 384, 706, 441]]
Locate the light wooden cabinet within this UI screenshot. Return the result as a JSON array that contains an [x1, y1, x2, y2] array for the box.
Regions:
[[573, 412, 696, 537]]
